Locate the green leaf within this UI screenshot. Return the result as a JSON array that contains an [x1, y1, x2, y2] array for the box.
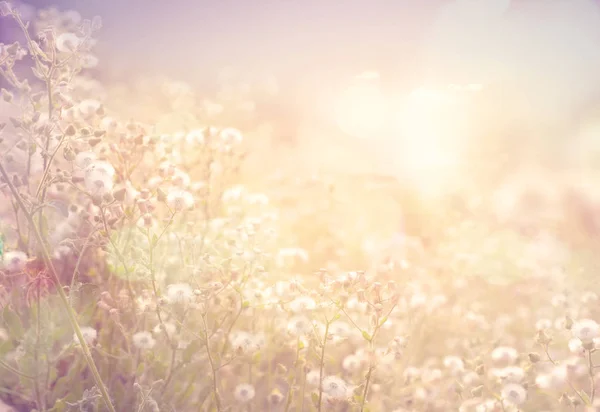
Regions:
[[136, 362, 145, 376], [579, 390, 592, 406], [252, 351, 261, 364], [311, 392, 319, 407], [361, 331, 372, 342], [49, 399, 67, 412], [297, 340, 305, 350], [379, 316, 388, 327], [0, 340, 13, 357]]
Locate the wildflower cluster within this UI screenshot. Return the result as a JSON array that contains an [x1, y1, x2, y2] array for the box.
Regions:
[[1, 3, 600, 412]]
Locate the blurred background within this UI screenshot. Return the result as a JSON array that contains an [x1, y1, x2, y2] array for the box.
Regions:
[[3, 0, 600, 253], [3, 0, 600, 287], [2, 0, 600, 171]]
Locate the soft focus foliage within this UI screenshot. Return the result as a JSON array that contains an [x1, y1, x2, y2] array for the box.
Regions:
[[2, 3, 600, 412]]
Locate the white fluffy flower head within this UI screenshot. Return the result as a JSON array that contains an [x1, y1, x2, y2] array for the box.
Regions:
[[56, 32, 81, 53], [322, 375, 351, 399], [75, 151, 97, 169], [289, 296, 317, 313], [501, 383, 527, 406], [572, 319, 600, 343], [166, 189, 195, 211], [287, 316, 313, 336], [2, 250, 28, 272], [74, 326, 97, 346], [132, 331, 156, 350], [166, 283, 194, 306], [229, 331, 262, 355], [234, 383, 255, 403], [84, 160, 115, 195], [491, 346, 518, 366]]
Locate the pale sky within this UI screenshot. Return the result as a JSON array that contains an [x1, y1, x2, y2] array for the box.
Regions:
[[4, 0, 600, 133]]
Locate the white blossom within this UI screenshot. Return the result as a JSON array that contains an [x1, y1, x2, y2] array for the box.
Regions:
[[501, 383, 527, 406], [491, 346, 518, 365], [229, 331, 262, 354], [74, 326, 97, 346], [289, 296, 317, 313], [56, 32, 81, 53], [84, 160, 115, 195], [287, 316, 313, 336], [132, 331, 156, 350], [166, 189, 195, 211], [233, 383, 255, 403], [572, 319, 600, 343], [165, 283, 194, 306], [322, 375, 351, 399], [2, 250, 28, 272]]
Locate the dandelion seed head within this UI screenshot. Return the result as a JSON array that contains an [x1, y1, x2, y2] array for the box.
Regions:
[[80, 53, 99, 69], [286, 315, 312, 336], [75, 151, 97, 169], [491, 346, 518, 366], [500, 383, 527, 406], [322, 375, 350, 399], [229, 331, 262, 354], [165, 283, 194, 305], [132, 331, 156, 350], [74, 326, 97, 346], [572, 319, 600, 343], [56, 32, 81, 53], [234, 383, 255, 403], [166, 189, 194, 211], [2, 250, 28, 272]]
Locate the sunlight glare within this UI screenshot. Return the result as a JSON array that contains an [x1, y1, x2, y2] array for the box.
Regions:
[[394, 87, 465, 170], [334, 83, 388, 139]]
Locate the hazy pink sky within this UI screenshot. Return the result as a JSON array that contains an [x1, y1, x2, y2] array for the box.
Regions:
[[15, 0, 445, 86], [5, 0, 600, 121]]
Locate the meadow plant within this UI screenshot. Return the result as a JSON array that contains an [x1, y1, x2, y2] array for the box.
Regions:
[[2, 2, 600, 412]]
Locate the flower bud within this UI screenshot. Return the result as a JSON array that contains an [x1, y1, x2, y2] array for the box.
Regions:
[[565, 315, 574, 330], [65, 124, 76, 136], [102, 192, 114, 204], [113, 187, 126, 202], [536, 329, 552, 345]]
